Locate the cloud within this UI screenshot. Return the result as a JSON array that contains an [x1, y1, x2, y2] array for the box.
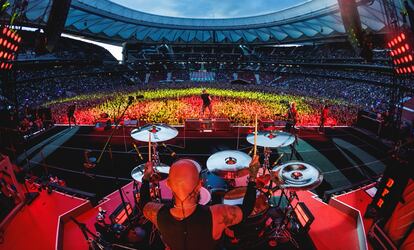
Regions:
[[110, 0, 306, 18]]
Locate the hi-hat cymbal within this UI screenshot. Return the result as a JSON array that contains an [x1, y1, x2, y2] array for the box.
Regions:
[[246, 131, 295, 148], [131, 163, 170, 182], [271, 161, 323, 191], [131, 124, 178, 142], [206, 150, 252, 179]]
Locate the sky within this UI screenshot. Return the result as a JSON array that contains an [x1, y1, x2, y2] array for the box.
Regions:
[[109, 0, 308, 18]]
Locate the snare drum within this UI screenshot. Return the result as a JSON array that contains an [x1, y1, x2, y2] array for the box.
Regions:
[[223, 187, 268, 218]]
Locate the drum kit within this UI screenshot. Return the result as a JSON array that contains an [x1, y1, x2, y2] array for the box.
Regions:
[[129, 122, 323, 248]]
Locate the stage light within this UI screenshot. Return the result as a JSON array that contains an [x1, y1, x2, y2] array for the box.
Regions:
[[17, 37, 21, 43], [7, 43, 11, 49], [401, 46, 406, 52], [391, 51, 395, 56], [2, 28, 6, 34], [0, 63, 3, 69], [398, 35, 402, 42], [6, 30, 11, 37], [408, 67, 412, 73], [403, 68, 407, 73], [411, 65, 414, 71], [3, 52, 7, 59], [405, 56, 409, 63], [401, 33, 406, 40], [396, 58, 401, 64], [405, 44, 410, 50]]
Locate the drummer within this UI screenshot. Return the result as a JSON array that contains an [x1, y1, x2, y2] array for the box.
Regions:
[[139, 156, 260, 250]]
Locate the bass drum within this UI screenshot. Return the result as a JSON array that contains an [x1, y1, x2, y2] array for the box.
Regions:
[[223, 187, 273, 249]]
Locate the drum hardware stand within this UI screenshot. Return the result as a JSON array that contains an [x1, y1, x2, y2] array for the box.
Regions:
[[96, 96, 135, 224], [271, 189, 300, 248], [71, 216, 110, 250]]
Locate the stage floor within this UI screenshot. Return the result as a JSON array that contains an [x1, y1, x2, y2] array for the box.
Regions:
[[24, 126, 390, 199]]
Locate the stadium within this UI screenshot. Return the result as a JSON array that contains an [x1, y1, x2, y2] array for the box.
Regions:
[[0, 0, 413, 249]]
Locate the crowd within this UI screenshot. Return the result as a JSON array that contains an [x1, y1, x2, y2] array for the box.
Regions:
[[11, 62, 396, 128], [47, 87, 348, 126]]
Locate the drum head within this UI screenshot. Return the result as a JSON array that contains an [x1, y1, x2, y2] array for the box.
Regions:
[[198, 187, 211, 205], [223, 187, 268, 217]]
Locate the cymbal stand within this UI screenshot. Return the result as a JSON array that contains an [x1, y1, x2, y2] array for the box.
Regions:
[[272, 189, 300, 248], [70, 216, 109, 250], [148, 142, 162, 202], [96, 96, 135, 224]]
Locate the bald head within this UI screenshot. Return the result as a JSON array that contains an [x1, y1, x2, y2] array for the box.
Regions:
[[167, 159, 201, 201]]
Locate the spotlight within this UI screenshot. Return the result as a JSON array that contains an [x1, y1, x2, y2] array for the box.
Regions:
[[401, 33, 406, 40]]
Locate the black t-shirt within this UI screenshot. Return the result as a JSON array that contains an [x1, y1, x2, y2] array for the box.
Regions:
[[157, 205, 219, 250], [201, 93, 211, 106]]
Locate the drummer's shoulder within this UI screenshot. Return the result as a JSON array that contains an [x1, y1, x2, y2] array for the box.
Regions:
[[143, 202, 164, 225], [210, 204, 242, 226]]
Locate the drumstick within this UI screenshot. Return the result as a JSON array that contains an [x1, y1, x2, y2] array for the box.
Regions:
[[148, 131, 152, 163], [253, 114, 258, 157]]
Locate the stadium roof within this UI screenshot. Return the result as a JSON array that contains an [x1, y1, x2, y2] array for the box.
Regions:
[[7, 0, 404, 44]]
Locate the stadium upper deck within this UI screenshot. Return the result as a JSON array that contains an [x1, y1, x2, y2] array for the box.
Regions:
[[5, 0, 405, 44]]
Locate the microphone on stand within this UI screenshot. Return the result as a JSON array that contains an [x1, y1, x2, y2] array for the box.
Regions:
[[133, 143, 144, 160], [162, 143, 177, 158]]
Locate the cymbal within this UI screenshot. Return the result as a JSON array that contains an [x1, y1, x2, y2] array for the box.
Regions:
[[246, 131, 295, 148], [131, 163, 170, 182], [206, 150, 252, 179], [131, 124, 178, 142], [271, 161, 323, 191]]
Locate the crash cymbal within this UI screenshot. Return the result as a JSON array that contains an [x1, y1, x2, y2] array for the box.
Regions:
[[131, 163, 170, 182], [271, 161, 323, 191], [206, 150, 252, 179], [246, 131, 295, 148], [131, 124, 178, 142]]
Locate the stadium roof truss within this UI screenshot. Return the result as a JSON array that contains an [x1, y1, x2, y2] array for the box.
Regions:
[[6, 0, 405, 44]]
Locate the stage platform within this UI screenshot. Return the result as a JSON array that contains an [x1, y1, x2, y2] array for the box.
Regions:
[[0, 182, 378, 250], [1, 125, 390, 249]]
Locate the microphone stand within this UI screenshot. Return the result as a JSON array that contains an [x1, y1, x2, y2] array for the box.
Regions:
[[96, 96, 135, 225]]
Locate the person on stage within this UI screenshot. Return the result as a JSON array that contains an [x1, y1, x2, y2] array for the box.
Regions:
[[67, 102, 77, 126], [139, 156, 260, 250], [319, 104, 329, 133], [285, 102, 298, 132], [200, 89, 212, 118]]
